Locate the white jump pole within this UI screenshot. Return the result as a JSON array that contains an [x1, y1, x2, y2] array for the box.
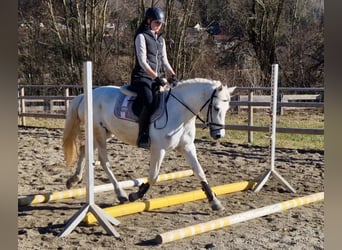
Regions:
[[253, 64, 296, 193], [18, 169, 194, 206], [59, 61, 120, 237], [155, 192, 324, 244]]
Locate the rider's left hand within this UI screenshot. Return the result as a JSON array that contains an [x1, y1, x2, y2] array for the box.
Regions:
[[154, 77, 166, 87], [168, 75, 178, 87]]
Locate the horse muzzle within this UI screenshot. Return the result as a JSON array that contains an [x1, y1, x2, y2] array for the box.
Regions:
[[210, 127, 225, 140]]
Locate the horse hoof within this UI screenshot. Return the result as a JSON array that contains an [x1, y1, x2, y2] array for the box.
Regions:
[[128, 192, 139, 202], [210, 199, 225, 211], [212, 204, 225, 211], [118, 196, 129, 204], [66, 180, 73, 189]]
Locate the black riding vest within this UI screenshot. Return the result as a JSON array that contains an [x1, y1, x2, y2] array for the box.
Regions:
[[131, 29, 164, 85]]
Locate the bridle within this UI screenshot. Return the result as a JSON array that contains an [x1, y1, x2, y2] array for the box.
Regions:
[[167, 85, 228, 132]]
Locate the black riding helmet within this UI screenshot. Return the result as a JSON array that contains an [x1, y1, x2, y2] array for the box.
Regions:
[[145, 7, 165, 23]]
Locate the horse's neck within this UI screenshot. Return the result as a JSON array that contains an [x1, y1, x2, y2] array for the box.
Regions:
[[173, 83, 214, 114]]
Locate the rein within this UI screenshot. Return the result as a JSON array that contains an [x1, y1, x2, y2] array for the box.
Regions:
[[169, 90, 207, 125]]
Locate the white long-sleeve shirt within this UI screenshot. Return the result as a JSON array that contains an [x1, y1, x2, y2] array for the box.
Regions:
[[135, 33, 174, 75]]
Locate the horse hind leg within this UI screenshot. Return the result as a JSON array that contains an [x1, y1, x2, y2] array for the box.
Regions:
[[128, 148, 165, 202], [66, 145, 86, 189], [128, 182, 150, 202], [101, 160, 129, 203], [94, 126, 129, 204]]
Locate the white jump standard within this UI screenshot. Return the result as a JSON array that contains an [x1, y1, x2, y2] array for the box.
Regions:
[[58, 61, 120, 237], [253, 64, 296, 193]]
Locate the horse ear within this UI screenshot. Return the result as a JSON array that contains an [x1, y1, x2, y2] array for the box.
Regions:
[[228, 86, 236, 94]]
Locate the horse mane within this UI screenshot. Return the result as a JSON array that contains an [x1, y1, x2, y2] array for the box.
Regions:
[[176, 78, 222, 88]]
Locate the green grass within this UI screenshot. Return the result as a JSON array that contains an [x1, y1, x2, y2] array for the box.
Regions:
[[19, 110, 324, 150]]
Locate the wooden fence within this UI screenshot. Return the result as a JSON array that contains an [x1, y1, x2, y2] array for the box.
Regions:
[[17, 85, 324, 142], [227, 86, 324, 142]]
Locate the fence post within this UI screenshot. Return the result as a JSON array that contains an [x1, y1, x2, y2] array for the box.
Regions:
[[248, 89, 254, 143], [19, 86, 26, 126], [65, 87, 70, 115], [280, 92, 284, 115], [277, 89, 282, 115], [50, 99, 54, 113]]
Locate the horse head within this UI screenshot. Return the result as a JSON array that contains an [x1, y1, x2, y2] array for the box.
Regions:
[[207, 84, 236, 139]]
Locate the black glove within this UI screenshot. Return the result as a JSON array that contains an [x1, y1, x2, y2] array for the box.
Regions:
[[168, 75, 178, 87], [154, 77, 166, 87]]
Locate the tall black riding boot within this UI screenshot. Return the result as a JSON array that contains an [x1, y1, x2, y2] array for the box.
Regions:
[[137, 106, 151, 149]]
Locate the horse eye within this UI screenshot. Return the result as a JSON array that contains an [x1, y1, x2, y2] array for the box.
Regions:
[[214, 106, 219, 111]]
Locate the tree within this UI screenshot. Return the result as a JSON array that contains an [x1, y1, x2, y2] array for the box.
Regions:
[[18, 0, 50, 84], [276, 0, 324, 87], [195, 0, 323, 87], [18, 0, 324, 87], [45, 0, 111, 84], [246, 0, 285, 86]]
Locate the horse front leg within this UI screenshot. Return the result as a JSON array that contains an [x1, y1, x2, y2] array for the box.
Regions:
[[128, 148, 166, 202], [181, 143, 224, 211], [66, 145, 85, 189]]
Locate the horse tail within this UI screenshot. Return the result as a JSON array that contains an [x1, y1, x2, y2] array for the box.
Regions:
[[63, 94, 84, 168]]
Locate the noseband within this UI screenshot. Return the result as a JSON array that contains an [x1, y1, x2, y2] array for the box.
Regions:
[[169, 85, 228, 131]]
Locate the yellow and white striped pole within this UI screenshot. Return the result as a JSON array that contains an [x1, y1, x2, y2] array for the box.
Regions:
[[155, 192, 324, 244], [18, 169, 194, 206], [84, 181, 255, 224]]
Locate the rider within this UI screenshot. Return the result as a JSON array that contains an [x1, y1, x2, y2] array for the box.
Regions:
[[130, 7, 177, 149]]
